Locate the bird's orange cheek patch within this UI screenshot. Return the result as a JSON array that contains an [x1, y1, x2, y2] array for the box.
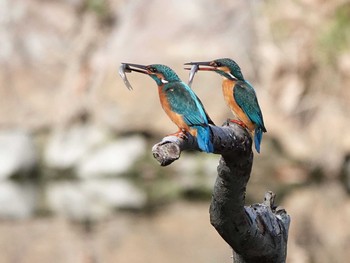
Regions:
[[218, 66, 230, 73], [155, 73, 164, 79]]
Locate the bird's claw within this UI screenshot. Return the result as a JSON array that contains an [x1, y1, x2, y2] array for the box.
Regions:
[[229, 119, 248, 129], [168, 130, 188, 140], [178, 130, 188, 140]]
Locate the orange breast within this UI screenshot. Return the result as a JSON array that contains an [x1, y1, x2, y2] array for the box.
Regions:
[[222, 79, 255, 131], [158, 87, 192, 133]]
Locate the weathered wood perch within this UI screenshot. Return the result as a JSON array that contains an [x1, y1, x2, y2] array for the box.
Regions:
[[152, 121, 290, 263]]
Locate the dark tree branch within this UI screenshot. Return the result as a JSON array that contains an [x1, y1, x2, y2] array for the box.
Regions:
[[152, 121, 290, 263], [152, 121, 251, 165]]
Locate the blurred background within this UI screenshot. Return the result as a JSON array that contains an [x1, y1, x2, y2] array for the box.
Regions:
[[0, 0, 350, 262]]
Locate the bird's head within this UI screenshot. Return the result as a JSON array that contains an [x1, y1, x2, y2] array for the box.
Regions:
[[122, 63, 181, 86], [185, 58, 244, 81]]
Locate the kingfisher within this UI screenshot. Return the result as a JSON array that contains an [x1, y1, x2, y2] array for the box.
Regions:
[[185, 58, 267, 153], [121, 63, 214, 153]]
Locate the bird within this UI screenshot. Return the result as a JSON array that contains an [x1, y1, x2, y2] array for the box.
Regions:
[[184, 58, 267, 153], [121, 63, 214, 153]]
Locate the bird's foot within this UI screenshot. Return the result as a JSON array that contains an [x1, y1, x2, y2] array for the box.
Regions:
[[168, 129, 188, 140], [229, 119, 248, 129]]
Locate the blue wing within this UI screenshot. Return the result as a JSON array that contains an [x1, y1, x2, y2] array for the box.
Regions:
[[233, 81, 266, 132], [164, 82, 213, 153], [164, 82, 209, 127], [195, 94, 215, 125], [234, 81, 266, 153]]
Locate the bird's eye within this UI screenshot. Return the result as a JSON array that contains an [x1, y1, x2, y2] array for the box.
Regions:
[[149, 67, 157, 73], [215, 62, 222, 67]]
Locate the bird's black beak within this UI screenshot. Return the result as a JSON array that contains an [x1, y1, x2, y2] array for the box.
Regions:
[[121, 63, 149, 74], [184, 61, 217, 71]]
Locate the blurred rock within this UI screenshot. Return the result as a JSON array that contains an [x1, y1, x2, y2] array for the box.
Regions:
[[284, 182, 350, 263], [76, 135, 146, 178], [172, 153, 218, 195], [0, 130, 37, 179], [0, 0, 81, 129], [44, 124, 110, 170], [46, 178, 146, 221], [257, 0, 350, 176], [0, 181, 38, 219]]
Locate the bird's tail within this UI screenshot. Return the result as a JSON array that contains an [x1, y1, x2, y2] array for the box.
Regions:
[[254, 127, 263, 153], [195, 125, 214, 153]]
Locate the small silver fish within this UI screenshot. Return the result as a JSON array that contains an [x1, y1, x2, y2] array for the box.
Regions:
[[188, 64, 199, 87], [119, 63, 133, 90]]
